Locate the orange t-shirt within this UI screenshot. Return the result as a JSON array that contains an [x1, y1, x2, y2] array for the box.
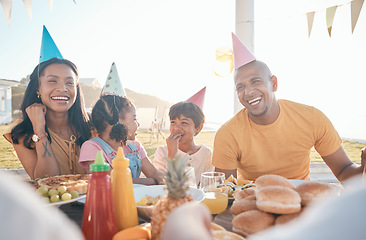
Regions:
[[212, 100, 342, 181]]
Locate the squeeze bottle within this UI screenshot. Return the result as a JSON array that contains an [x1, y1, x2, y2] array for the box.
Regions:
[[81, 151, 118, 240], [111, 147, 139, 230]]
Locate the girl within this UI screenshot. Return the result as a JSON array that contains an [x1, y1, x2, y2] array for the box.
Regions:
[[79, 95, 163, 185], [4, 58, 92, 180]]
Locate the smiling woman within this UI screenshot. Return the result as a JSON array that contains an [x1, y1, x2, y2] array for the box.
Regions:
[[3, 58, 92, 180]]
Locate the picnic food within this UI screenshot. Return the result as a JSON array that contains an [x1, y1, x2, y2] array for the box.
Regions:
[[275, 210, 303, 225], [151, 156, 194, 240], [234, 187, 256, 200], [255, 186, 301, 214], [255, 174, 295, 189], [136, 195, 162, 206], [225, 175, 255, 198], [295, 181, 337, 206], [38, 174, 90, 194], [213, 230, 247, 240], [232, 209, 275, 237], [231, 197, 257, 215]]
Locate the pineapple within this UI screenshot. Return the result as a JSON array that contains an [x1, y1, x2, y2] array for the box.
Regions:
[[151, 156, 194, 240]]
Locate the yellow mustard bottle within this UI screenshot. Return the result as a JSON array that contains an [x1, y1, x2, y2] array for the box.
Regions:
[[111, 147, 139, 230]]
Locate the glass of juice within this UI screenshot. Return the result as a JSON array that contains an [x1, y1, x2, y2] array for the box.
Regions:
[[200, 172, 228, 216]]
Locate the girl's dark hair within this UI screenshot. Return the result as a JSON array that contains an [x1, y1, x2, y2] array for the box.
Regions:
[[169, 101, 205, 128], [91, 95, 133, 144], [11, 58, 92, 148]]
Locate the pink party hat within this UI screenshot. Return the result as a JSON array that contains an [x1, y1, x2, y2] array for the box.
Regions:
[[232, 32, 256, 70], [187, 86, 206, 109], [101, 62, 126, 97]]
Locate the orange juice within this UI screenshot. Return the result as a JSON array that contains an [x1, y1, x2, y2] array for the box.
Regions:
[[202, 192, 228, 214], [111, 147, 139, 230]]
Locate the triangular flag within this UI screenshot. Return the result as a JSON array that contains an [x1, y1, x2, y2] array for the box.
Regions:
[[351, 0, 364, 33], [232, 32, 256, 70], [48, 0, 53, 12], [39, 26, 63, 63], [0, 0, 12, 26], [22, 0, 32, 20], [101, 62, 126, 97], [187, 86, 206, 109], [326, 6, 338, 37], [306, 11, 315, 37]]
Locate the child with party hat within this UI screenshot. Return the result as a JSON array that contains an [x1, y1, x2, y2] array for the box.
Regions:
[[154, 86, 214, 187], [79, 62, 163, 185]]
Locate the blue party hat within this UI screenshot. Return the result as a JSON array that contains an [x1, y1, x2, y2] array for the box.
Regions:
[[39, 26, 63, 63], [101, 62, 126, 97]]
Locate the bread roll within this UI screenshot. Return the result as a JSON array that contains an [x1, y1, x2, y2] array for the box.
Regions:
[[275, 210, 302, 225], [232, 210, 275, 237], [255, 174, 295, 189], [231, 198, 257, 215], [295, 181, 337, 206], [255, 186, 301, 214], [234, 187, 255, 200]]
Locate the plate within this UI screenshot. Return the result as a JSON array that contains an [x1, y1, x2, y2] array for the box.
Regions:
[[134, 185, 205, 220], [76, 184, 145, 204], [49, 194, 86, 207]]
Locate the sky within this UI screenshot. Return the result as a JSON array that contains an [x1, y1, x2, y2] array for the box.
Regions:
[[0, 0, 365, 141]]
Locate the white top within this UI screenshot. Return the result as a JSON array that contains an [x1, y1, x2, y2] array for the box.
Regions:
[[154, 145, 214, 186]]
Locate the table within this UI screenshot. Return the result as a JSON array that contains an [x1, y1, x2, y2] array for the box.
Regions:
[[59, 201, 235, 231]]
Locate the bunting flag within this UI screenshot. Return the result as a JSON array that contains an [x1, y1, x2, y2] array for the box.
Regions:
[[48, 0, 53, 12], [0, 0, 12, 26], [326, 6, 338, 37], [351, 0, 365, 33], [22, 0, 32, 20], [306, 12, 315, 37]]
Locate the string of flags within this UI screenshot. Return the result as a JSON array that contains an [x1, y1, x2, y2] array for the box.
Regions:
[[0, 0, 76, 26]]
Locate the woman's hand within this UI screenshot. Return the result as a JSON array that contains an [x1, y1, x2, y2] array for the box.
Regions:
[[26, 103, 47, 133]]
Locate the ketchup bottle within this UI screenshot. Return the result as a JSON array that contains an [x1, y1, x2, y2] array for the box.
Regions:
[[111, 147, 139, 230], [81, 151, 118, 240]]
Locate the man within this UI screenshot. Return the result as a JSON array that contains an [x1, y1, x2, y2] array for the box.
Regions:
[[212, 33, 365, 182]]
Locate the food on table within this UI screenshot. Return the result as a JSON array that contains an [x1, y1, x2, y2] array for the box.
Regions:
[[275, 210, 303, 225], [36, 174, 88, 203], [113, 224, 151, 240], [136, 195, 162, 206], [38, 174, 90, 194], [213, 230, 247, 240], [230, 174, 339, 237], [255, 174, 295, 189], [255, 186, 301, 214], [295, 181, 338, 206], [225, 175, 255, 198], [232, 209, 275, 237], [211, 222, 226, 231], [202, 191, 229, 214], [234, 187, 256, 201], [230, 197, 257, 215], [151, 156, 194, 240]]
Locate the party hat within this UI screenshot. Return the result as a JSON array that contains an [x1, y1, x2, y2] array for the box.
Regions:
[[39, 26, 63, 63], [187, 86, 206, 109], [101, 62, 126, 97], [232, 32, 256, 70]]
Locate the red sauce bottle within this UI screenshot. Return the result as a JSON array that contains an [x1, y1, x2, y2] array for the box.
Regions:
[[81, 151, 118, 240]]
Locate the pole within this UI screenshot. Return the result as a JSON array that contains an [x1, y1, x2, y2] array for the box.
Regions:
[[234, 0, 254, 114]]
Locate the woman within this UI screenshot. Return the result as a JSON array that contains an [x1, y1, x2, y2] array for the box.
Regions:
[[5, 58, 92, 180]]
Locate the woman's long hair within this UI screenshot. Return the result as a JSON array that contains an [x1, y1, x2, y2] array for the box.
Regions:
[[11, 58, 92, 149]]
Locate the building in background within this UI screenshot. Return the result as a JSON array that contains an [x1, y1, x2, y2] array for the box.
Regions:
[[0, 79, 19, 124]]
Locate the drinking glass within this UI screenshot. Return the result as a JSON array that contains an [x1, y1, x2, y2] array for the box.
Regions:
[[200, 172, 228, 215]]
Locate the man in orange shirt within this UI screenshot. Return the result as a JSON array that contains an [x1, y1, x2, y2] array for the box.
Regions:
[[212, 33, 365, 182]]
